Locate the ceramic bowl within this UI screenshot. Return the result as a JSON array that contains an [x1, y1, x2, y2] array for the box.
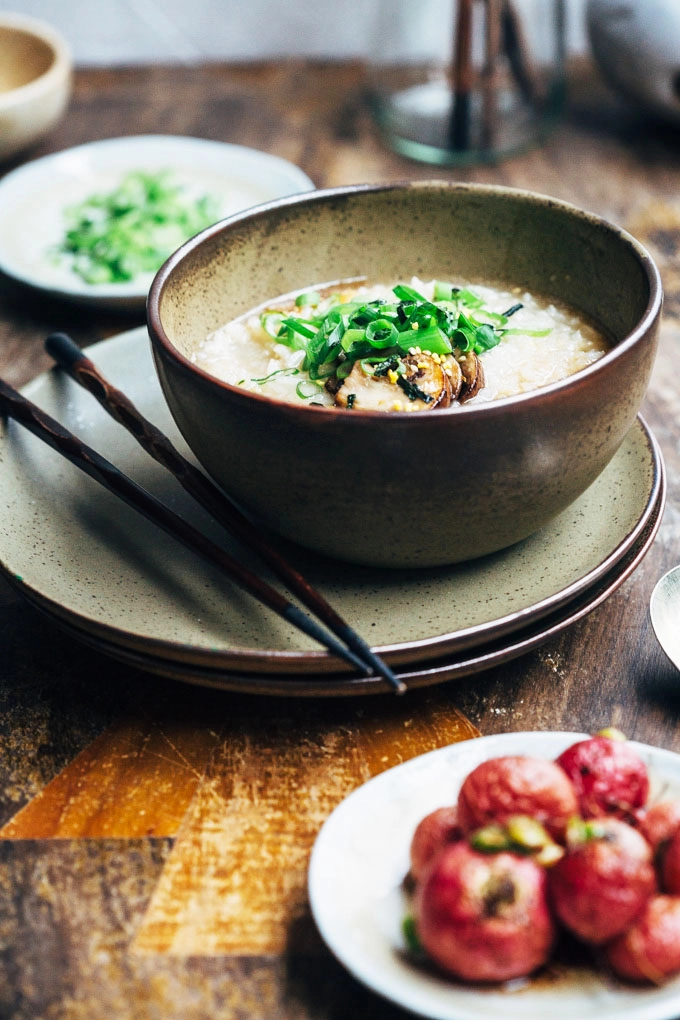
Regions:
[[0, 12, 72, 163], [147, 182, 662, 568]]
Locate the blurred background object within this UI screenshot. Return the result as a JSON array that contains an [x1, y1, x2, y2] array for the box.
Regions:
[[367, 0, 566, 165], [0, 12, 72, 163], [587, 0, 680, 126], [2, 0, 586, 64]]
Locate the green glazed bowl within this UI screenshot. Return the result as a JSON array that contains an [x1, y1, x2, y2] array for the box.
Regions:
[[147, 182, 662, 568]]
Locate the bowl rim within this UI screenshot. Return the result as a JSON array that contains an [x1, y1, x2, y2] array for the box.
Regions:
[[0, 12, 72, 112], [147, 180, 663, 420]]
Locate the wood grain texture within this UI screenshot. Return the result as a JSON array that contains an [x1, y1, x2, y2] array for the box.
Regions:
[[0, 711, 223, 839], [2, 58, 680, 1019], [132, 696, 476, 956]]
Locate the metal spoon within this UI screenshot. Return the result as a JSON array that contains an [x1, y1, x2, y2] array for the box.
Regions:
[[650, 566, 680, 670]]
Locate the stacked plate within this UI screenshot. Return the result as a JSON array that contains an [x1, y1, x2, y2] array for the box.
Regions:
[[0, 328, 665, 696]]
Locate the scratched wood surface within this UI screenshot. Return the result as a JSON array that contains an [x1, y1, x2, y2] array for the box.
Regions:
[[1, 60, 680, 1019]]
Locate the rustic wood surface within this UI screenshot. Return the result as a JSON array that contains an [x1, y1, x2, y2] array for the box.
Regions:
[[1, 60, 680, 1019]]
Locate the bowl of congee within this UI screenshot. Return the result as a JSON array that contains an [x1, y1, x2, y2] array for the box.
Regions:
[[147, 182, 662, 568]]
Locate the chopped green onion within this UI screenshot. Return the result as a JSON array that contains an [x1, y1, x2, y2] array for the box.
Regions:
[[261, 312, 285, 338], [335, 359, 355, 380], [295, 290, 321, 307], [472, 308, 509, 326], [250, 367, 300, 385], [296, 379, 323, 399], [450, 311, 501, 354], [254, 281, 552, 397], [456, 287, 485, 309], [500, 327, 551, 338], [341, 328, 369, 352], [433, 280, 459, 301], [279, 318, 318, 340], [401, 322, 451, 355], [473, 323, 500, 351], [402, 915, 422, 954], [307, 360, 337, 381], [55, 170, 220, 284], [393, 283, 428, 303], [365, 318, 398, 347]]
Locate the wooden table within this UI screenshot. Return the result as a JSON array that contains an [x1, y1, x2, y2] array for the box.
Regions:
[[1, 61, 680, 1019]]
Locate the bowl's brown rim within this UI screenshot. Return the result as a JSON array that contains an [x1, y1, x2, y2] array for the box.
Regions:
[[0, 12, 72, 109], [147, 180, 663, 421]]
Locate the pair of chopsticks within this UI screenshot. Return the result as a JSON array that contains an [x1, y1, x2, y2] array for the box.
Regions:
[[0, 333, 406, 694]]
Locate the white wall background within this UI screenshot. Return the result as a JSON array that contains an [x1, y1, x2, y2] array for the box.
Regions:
[[4, 0, 588, 64]]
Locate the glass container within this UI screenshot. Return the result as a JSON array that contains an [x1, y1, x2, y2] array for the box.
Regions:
[[367, 0, 566, 165]]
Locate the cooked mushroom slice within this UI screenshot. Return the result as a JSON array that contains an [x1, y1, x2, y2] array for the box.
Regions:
[[458, 351, 485, 403], [442, 355, 463, 401], [401, 353, 454, 409], [324, 373, 343, 397], [334, 352, 453, 412], [333, 362, 395, 410]]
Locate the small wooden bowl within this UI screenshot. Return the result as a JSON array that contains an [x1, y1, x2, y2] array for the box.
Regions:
[[0, 13, 72, 163]]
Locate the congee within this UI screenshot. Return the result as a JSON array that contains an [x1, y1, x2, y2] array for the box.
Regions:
[[192, 278, 610, 412]]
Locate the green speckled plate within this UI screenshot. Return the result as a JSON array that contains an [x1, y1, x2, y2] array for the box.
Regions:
[[22, 503, 662, 696], [0, 328, 664, 684]]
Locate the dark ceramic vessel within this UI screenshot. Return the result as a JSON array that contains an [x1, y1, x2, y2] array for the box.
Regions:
[[147, 182, 662, 568]]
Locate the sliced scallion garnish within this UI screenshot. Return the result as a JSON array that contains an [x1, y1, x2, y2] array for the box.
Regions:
[[257, 282, 551, 396], [250, 367, 300, 385], [279, 318, 318, 341], [296, 379, 324, 400], [501, 327, 551, 337], [295, 290, 321, 307], [56, 170, 220, 284], [365, 319, 399, 348], [261, 312, 286, 338]]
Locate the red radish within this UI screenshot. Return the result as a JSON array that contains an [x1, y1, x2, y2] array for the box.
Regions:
[[606, 896, 680, 983], [457, 755, 578, 840], [638, 800, 680, 851], [556, 733, 649, 821], [414, 840, 555, 982], [660, 827, 680, 894], [549, 817, 656, 944], [409, 806, 462, 883]]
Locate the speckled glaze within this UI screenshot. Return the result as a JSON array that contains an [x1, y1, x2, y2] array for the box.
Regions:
[[0, 327, 664, 694], [148, 182, 662, 568]]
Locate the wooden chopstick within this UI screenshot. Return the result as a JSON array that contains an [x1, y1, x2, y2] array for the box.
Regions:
[[450, 0, 475, 151], [482, 0, 502, 149], [500, 0, 539, 105], [0, 370, 405, 692], [42, 333, 407, 694]]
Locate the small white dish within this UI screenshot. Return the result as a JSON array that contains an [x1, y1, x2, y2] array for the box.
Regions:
[[308, 731, 680, 1020], [0, 134, 314, 309]]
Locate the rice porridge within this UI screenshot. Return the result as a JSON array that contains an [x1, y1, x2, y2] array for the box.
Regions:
[[192, 278, 610, 412]]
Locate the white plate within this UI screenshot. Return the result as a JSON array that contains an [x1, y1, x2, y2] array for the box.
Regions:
[[308, 732, 680, 1019], [0, 134, 314, 309]]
